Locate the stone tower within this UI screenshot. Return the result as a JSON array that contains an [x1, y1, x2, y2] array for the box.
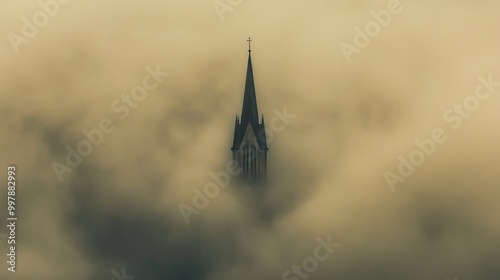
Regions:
[[231, 38, 268, 183]]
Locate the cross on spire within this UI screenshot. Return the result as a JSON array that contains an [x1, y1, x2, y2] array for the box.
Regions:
[[247, 37, 252, 52]]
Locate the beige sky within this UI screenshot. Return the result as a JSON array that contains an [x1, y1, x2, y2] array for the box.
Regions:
[[0, 0, 499, 279]]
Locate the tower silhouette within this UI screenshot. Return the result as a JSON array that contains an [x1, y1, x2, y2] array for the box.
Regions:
[[231, 38, 268, 183]]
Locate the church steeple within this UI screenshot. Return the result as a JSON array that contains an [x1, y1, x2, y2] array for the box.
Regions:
[[240, 46, 259, 127], [231, 38, 268, 183]]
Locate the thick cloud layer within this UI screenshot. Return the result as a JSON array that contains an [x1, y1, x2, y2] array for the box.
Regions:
[[1, 0, 500, 279]]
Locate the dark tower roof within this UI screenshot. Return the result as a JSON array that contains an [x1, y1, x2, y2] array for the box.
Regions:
[[232, 41, 268, 151], [240, 53, 259, 126]]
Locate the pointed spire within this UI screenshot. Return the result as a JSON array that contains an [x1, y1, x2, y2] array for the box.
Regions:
[[232, 38, 267, 152], [240, 39, 259, 126]]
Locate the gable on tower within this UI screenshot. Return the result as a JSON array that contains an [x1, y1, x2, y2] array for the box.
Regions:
[[231, 38, 268, 182]]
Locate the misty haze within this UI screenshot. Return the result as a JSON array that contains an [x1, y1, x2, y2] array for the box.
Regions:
[[1, 0, 500, 280]]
